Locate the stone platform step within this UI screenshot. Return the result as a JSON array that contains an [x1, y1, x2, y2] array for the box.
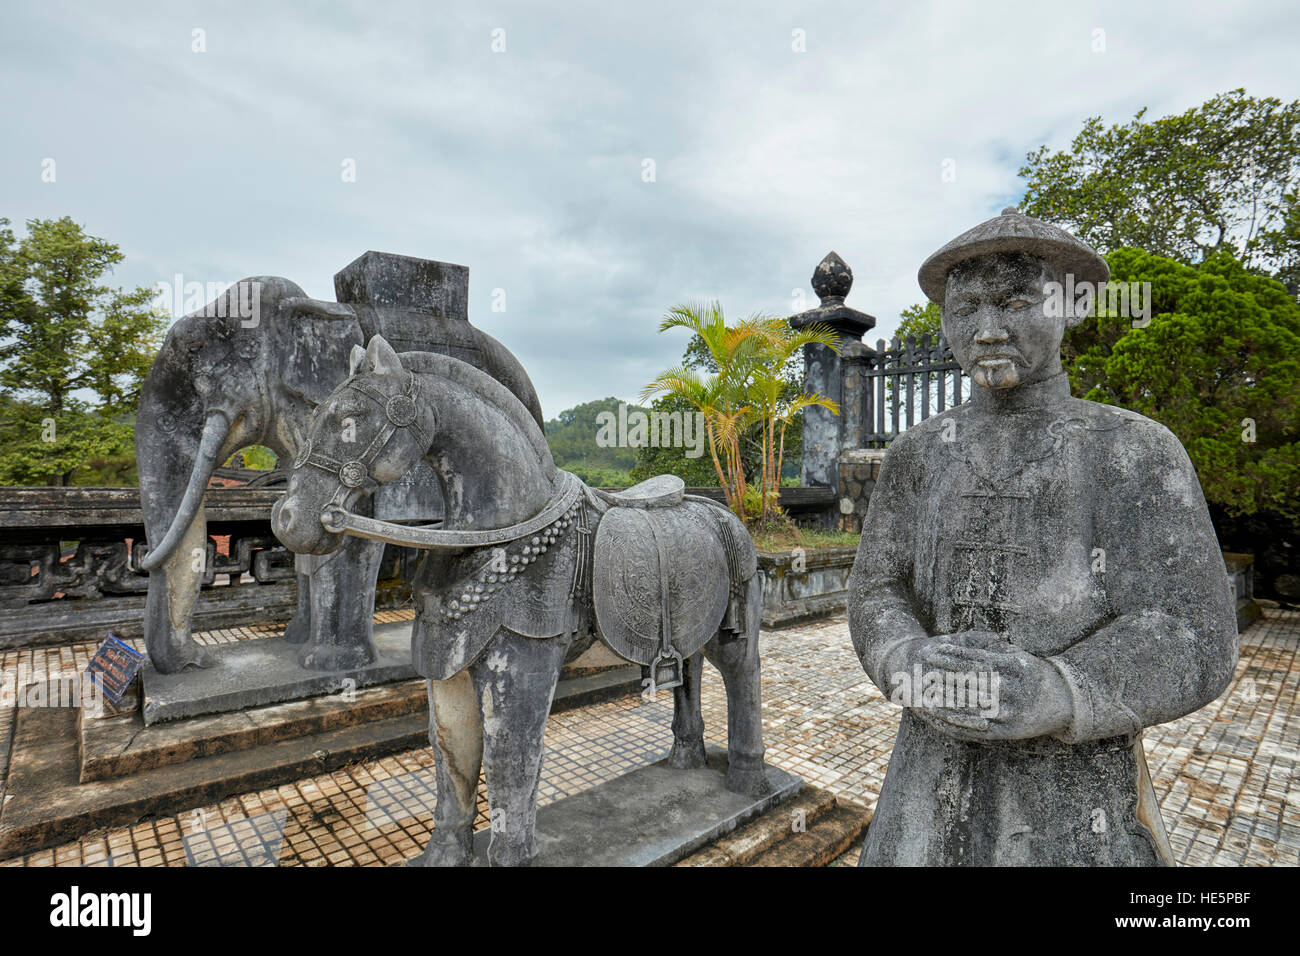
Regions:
[[675, 785, 870, 867], [0, 666, 642, 860], [748, 804, 870, 866], [80, 679, 428, 783], [82, 663, 641, 784]]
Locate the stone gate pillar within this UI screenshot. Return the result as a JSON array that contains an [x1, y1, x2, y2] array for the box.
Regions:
[[788, 252, 876, 492]]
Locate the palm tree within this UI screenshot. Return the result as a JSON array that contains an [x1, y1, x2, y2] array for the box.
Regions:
[[642, 301, 841, 522], [743, 317, 841, 521], [641, 301, 763, 514]]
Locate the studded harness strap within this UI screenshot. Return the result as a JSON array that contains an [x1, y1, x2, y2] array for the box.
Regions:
[[295, 370, 429, 511]]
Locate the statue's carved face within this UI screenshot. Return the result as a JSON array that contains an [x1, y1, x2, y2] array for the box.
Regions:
[[941, 252, 1066, 390]]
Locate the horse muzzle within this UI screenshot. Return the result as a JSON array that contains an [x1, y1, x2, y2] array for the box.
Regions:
[[271, 495, 345, 555]]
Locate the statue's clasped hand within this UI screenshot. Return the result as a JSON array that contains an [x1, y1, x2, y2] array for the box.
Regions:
[[901, 631, 1073, 743]]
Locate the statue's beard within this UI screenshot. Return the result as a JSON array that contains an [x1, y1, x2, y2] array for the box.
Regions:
[[971, 358, 1023, 389]]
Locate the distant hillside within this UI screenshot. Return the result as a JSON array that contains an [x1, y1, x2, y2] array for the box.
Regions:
[[545, 397, 647, 486]]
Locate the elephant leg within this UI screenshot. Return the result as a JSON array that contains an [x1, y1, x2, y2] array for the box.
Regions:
[[701, 575, 770, 797], [296, 536, 384, 671], [143, 503, 213, 674], [281, 553, 311, 646], [409, 671, 483, 867], [472, 628, 570, 867], [667, 652, 707, 769]]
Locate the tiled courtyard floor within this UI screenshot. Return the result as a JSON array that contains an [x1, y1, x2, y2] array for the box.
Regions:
[[1, 608, 1297, 867]]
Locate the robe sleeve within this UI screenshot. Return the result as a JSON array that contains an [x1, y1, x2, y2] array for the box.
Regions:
[[847, 429, 932, 695], [1048, 420, 1239, 743]]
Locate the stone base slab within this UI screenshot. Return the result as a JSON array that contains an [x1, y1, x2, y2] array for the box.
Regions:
[[141, 621, 419, 725], [472, 748, 802, 866]]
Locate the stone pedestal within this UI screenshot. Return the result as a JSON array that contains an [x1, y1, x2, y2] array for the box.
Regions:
[[471, 748, 802, 866], [140, 621, 419, 725]]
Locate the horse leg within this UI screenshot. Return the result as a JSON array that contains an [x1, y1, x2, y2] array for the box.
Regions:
[[701, 574, 771, 797], [471, 628, 570, 867], [668, 651, 706, 769], [409, 670, 483, 867]]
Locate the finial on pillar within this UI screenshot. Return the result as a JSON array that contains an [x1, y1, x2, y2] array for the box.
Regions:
[[811, 251, 853, 303], [789, 251, 876, 340]]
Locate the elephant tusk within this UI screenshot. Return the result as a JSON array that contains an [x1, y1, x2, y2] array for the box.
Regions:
[[139, 409, 232, 571]]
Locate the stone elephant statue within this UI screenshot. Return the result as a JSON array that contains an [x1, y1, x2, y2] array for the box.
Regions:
[[135, 271, 544, 675]]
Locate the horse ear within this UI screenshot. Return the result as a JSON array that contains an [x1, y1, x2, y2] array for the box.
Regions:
[[365, 335, 403, 375], [348, 344, 367, 376]]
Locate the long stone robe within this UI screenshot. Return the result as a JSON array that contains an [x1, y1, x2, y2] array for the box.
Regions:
[[849, 372, 1238, 866]]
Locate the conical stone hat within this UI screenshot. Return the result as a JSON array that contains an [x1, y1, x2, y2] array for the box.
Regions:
[[918, 207, 1109, 308]]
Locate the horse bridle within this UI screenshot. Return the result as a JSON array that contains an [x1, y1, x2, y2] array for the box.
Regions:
[[294, 370, 430, 518], [295, 369, 585, 551]]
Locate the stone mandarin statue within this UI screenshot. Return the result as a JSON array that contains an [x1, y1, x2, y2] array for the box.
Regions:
[[848, 207, 1239, 865]]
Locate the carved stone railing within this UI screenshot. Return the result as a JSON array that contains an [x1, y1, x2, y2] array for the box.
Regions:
[[0, 486, 305, 649], [0, 483, 836, 650]]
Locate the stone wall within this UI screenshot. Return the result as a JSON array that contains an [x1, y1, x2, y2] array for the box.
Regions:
[[836, 448, 886, 535], [757, 546, 857, 628]]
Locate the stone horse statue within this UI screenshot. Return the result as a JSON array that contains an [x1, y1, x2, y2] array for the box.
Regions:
[[271, 335, 770, 866]]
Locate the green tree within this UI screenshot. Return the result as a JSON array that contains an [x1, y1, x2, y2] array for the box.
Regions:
[[1019, 90, 1300, 278], [0, 217, 167, 485], [628, 391, 724, 487], [896, 300, 942, 340], [634, 316, 809, 489], [544, 397, 644, 477], [1064, 247, 1299, 519], [641, 300, 838, 521]]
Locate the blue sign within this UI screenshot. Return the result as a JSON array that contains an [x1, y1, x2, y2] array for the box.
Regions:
[[84, 632, 146, 705]]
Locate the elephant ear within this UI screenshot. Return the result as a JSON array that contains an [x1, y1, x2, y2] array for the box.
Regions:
[[278, 296, 365, 406], [366, 335, 404, 375], [348, 344, 367, 376]]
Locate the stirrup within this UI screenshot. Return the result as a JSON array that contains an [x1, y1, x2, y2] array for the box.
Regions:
[[650, 648, 684, 691]]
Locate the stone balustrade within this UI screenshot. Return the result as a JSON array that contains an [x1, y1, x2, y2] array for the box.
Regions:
[[0, 483, 836, 650]]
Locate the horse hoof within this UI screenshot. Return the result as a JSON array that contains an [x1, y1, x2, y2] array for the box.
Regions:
[[409, 828, 473, 867], [487, 845, 537, 868], [725, 766, 773, 798], [667, 738, 706, 770], [152, 640, 214, 674]]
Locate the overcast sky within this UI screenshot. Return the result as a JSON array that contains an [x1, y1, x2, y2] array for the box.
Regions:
[[4, 0, 1298, 416]]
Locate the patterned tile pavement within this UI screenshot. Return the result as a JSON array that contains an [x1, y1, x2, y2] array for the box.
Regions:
[[1, 608, 1296, 867]]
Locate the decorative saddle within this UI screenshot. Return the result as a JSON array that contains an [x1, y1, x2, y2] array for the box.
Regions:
[[583, 475, 757, 690], [382, 471, 758, 689]]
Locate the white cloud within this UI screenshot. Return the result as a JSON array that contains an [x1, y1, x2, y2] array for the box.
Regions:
[[2, 0, 1297, 415]]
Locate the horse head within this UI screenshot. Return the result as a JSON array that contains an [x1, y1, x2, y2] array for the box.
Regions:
[[272, 335, 436, 554], [273, 334, 557, 555]]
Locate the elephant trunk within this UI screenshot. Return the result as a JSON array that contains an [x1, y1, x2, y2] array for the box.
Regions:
[[140, 409, 232, 571]]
